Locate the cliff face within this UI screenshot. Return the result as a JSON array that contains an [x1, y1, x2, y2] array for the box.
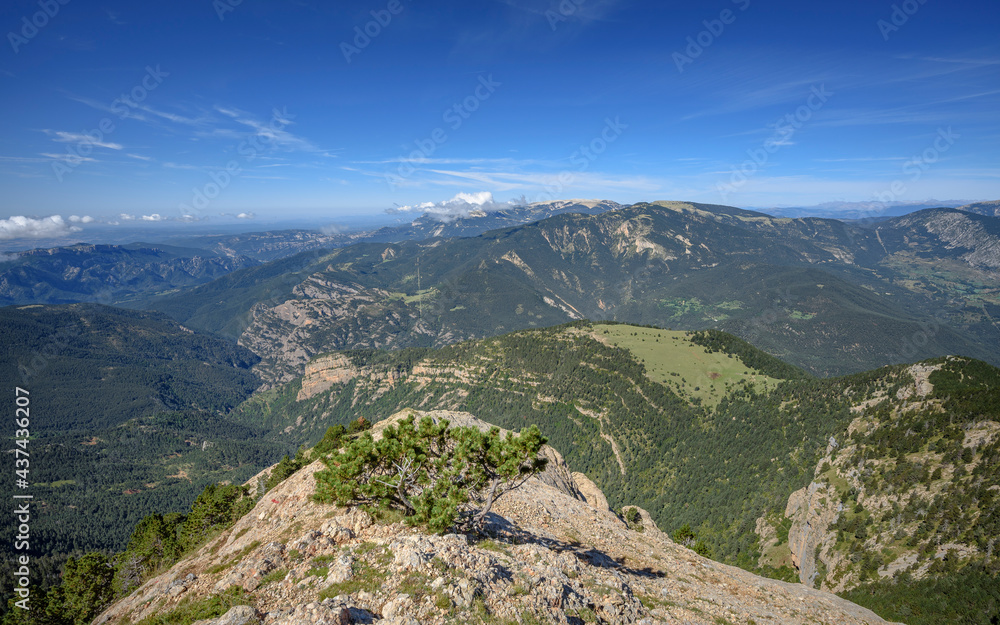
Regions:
[[297, 354, 359, 401], [95, 410, 898, 625], [757, 359, 1000, 594]]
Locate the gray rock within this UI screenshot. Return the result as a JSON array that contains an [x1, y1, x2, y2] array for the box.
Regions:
[[215, 605, 261, 625]]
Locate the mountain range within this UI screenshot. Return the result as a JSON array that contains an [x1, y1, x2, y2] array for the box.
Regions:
[[0, 244, 257, 307], [1, 198, 998, 624], [145, 200, 1000, 383]]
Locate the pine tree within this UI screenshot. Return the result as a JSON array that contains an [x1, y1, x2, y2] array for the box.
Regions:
[[312, 415, 547, 533]]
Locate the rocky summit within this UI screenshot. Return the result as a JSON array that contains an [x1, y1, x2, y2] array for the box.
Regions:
[[94, 410, 897, 625]]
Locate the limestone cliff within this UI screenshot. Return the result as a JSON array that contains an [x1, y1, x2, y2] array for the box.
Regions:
[[757, 358, 998, 594], [297, 355, 359, 401]]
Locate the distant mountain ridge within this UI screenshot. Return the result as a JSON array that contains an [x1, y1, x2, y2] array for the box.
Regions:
[[752, 200, 974, 220], [958, 200, 1000, 218], [165, 199, 624, 262], [365, 199, 624, 242], [150, 201, 1000, 382], [0, 242, 258, 306]]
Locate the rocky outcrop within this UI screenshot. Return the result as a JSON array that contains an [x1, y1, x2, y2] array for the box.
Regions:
[[238, 278, 431, 387], [894, 362, 942, 401], [297, 354, 359, 401], [784, 481, 843, 588], [572, 472, 610, 512], [759, 358, 995, 595], [96, 410, 898, 625]]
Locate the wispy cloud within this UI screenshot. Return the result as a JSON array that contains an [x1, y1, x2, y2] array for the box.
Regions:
[[39, 153, 98, 163], [0, 155, 63, 164], [43, 130, 123, 150], [105, 10, 126, 25], [135, 104, 206, 126], [813, 157, 908, 163], [214, 106, 318, 153], [424, 168, 662, 192]]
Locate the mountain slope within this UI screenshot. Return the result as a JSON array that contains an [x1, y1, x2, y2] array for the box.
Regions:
[[150, 201, 998, 383], [94, 410, 897, 625], [757, 357, 1000, 592], [958, 200, 1000, 218], [224, 322, 998, 623], [0, 243, 257, 306], [0, 304, 260, 430], [0, 304, 276, 561], [366, 198, 623, 242]]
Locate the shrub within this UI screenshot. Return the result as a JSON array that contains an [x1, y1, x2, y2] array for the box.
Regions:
[[673, 524, 696, 546], [265, 446, 308, 491], [313, 415, 547, 532], [179, 483, 255, 551], [623, 507, 644, 531]]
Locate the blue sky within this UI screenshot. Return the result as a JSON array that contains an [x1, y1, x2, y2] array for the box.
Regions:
[[0, 0, 998, 236]]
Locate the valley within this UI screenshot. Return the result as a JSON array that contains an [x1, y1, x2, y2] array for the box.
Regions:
[[147, 201, 1000, 383], [1, 199, 998, 624]]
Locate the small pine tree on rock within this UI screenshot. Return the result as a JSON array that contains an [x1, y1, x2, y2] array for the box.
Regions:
[[312, 414, 547, 533]]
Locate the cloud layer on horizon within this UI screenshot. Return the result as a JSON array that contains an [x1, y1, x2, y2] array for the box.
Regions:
[[0, 215, 83, 241], [388, 191, 517, 221]]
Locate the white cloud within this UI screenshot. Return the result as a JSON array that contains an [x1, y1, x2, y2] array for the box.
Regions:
[[40, 153, 97, 164], [0, 252, 20, 262], [135, 104, 204, 126], [141, 214, 164, 221], [68, 215, 95, 223], [236, 212, 256, 219], [389, 191, 515, 220], [0, 215, 82, 240], [119, 213, 136, 221], [127, 153, 153, 161], [43, 130, 123, 150]]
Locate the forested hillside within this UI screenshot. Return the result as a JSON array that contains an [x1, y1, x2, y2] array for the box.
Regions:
[[149, 202, 1000, 383], [2, 311, 995, 623], [0, 305, 280, 595], [223, 321, 999, 622], [0, 243, 257, 306]]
